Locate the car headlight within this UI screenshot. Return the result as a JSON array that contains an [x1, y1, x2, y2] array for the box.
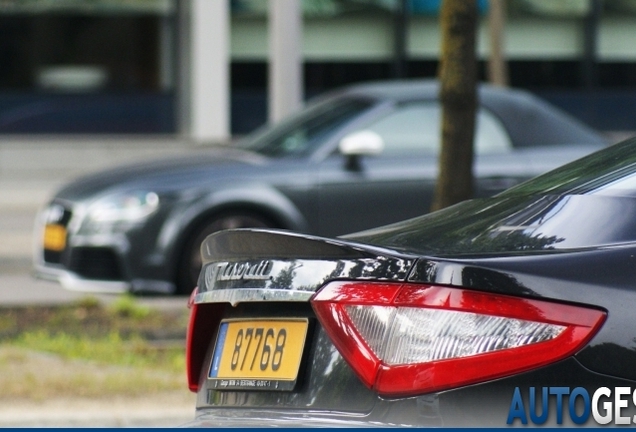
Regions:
[[86, 191, 160, 223]]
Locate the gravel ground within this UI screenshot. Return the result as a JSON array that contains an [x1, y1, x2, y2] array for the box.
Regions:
[[0, 396, 196, 427], [0, 344, 196, 427]]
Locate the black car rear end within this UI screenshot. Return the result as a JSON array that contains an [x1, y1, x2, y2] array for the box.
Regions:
[[184, 230, 631, 427], [184, 139, 636, 427]]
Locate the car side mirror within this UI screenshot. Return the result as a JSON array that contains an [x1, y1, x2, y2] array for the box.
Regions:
[[338, 130, 385, 171]]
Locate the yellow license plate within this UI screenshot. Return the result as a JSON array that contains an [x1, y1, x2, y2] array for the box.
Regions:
[[43, 224, 67, 251], [208, 318, 309, 391]]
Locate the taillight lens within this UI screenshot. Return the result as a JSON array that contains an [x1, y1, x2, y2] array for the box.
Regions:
[[311, 281, 606, 397], [186, 287, 223, 393], [185, 287, 199, 392]]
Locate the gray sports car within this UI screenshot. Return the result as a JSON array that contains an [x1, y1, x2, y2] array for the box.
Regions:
[[33, 80, 607, 296]]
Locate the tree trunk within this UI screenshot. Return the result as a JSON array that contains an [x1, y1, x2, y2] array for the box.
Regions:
[[488, 0, 508, 87], [431, 0, 478, 212]]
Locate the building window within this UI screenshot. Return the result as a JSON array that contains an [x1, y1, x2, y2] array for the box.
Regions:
[[0, 0, 177, 134]]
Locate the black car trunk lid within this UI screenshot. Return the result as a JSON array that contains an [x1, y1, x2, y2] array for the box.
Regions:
[[195, 228, 417, 305]]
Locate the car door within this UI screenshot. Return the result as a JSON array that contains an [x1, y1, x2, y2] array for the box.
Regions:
[[317, 101, 525, 237]]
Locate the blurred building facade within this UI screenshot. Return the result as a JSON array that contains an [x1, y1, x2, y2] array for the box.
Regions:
[[0, 0, 635, 142]]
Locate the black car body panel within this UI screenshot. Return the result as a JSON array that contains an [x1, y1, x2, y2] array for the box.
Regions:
[[34, 79, 608, 295], [186, 138, 636, 427], [188, 230, 636, 426]]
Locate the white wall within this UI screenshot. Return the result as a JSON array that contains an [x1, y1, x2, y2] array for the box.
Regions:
[[189, 0, 230, 144]]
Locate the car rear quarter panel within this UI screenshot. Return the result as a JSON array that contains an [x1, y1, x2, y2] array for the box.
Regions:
[[408, 247, 636, 382]]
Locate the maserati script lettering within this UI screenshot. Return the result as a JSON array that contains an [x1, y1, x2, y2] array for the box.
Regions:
[[205, 260, 273, 287]]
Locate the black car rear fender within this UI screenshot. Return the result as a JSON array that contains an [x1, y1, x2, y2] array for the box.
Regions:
[[407, 247, 636, 382]]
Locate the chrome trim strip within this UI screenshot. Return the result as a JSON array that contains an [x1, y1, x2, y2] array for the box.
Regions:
[[194, 288, 314, 306], [34, 263, 130, 294], [60, 273, 129, 294]]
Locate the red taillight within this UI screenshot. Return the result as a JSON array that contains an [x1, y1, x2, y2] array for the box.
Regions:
[[311, 281, 606, 397], [186, 287, 223, 393], [185, 287, 200, 392]]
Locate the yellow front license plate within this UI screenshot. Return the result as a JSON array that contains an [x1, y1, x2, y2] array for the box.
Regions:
[[208, 318, 309, 391], [43, 224, 67, 251]]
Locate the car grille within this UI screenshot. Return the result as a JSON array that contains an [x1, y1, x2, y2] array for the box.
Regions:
[[43, 249, 65, 265], [66, 247, 124, 281]]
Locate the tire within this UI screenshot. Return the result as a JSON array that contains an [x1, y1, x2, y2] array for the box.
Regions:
[[176, 212, 273, 295]]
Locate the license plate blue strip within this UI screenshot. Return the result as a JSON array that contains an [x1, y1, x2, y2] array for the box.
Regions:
[[209, 322, 229, 378]]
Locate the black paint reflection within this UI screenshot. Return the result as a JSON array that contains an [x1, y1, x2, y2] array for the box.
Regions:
[[409, 259, 537, 298], [348, 194, 636, 255]]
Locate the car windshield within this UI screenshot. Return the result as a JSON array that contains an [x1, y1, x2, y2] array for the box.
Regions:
[[499, 138, 636, 198], [236, 96, 374, 157]]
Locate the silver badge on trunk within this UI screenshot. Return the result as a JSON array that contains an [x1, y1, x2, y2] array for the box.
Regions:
[[205, 260, 273, 288]]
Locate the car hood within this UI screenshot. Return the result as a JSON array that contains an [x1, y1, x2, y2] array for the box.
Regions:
[[53, 147, 270, 201]]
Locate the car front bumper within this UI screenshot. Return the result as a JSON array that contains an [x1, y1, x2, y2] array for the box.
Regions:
[[34, 261, 131, 293], [33, 201, 176, 295]]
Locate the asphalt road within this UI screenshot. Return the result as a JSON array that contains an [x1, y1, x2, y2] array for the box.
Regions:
[[0, 270, 190, 310]]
